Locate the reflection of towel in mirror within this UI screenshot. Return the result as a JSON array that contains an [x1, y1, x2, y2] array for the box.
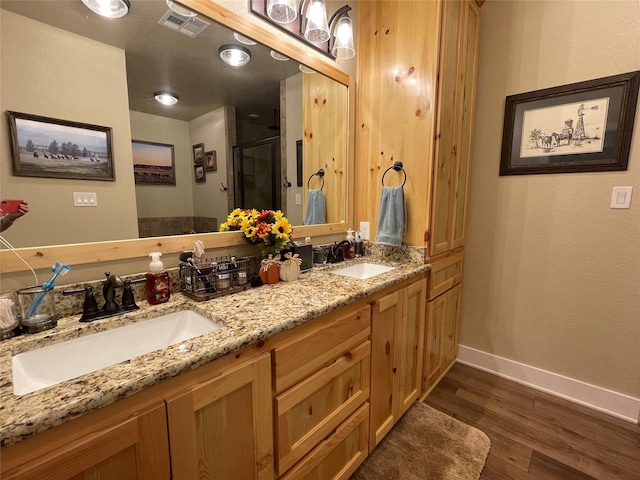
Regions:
[[304, 189, 326, 225], [375, 186, 407, 246]]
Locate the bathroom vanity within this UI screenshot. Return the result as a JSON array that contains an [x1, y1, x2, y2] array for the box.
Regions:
[[0, 257, 430, 480]]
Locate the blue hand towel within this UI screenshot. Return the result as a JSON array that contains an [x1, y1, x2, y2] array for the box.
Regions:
[[304, 189, 326, 225], [375, 186, 407, 246]]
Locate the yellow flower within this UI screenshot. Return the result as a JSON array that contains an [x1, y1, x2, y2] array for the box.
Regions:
[[244, 225, 257, 239], [272, 217, 292, 239], [273, 210, 284, 220]]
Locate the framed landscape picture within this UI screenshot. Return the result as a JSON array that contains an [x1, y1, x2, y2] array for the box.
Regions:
[[499, 71, 640, 175], [8, 111, 114, 181], [132, 140, 176, 185]]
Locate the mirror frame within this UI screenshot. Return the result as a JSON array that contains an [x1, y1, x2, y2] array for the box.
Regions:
[[0, 0, 355, 273]]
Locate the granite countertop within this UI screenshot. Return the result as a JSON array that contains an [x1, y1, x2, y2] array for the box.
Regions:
[[0, 252, 429, 447]]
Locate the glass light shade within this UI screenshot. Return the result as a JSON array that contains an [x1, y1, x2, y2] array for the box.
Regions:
[[154, 92, 179, 106], [303, 0, 330, 43], [81, 0, 130, 19], [299, 64, 316, 74], [233, 32, 257, 45], [331, 16, 355, 59], [267, 0, 298, 24], [218, 45, 251, 67], [166, 0, 197, 18]]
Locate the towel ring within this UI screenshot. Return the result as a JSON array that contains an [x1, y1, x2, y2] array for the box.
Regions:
[[381, 161, 407, 187], [307, 168, 325, 190]]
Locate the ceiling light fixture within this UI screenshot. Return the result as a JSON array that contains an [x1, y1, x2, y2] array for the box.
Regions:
[[154, 92, 179, 106], [166, 0, 197, 18], [266, 0, 297, 24], [270, 50, 290, 61], [301, 0, 330, 43], [328, 6, 355, 59], [233, 32, 257, 45], [81, 0, 130, 19], [218, 44, 252, 67]]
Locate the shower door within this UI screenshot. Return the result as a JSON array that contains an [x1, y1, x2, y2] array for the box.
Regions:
[[233, 136, 281, 211]]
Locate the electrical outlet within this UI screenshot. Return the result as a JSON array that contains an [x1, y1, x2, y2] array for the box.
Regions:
[[73, 192, 98, 207], [359, 221, 370, 240], [295, 193, 301, 205]]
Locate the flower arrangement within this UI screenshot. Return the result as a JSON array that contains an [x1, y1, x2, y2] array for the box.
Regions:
[[219, 208, 293, 254]]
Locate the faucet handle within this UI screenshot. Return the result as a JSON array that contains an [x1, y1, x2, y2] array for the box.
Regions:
[[121, 278, 144, 310]]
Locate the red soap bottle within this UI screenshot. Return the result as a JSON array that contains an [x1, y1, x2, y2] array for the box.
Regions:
[[146, 252, 170, 304]]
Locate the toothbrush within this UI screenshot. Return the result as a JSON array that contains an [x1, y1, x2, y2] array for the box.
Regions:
[[26, 262, 71, 318]]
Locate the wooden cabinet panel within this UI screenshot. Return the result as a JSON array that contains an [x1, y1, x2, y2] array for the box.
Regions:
[[275, 341, 370, 475], [1, 402, 170, 480], [443, 283, 463, 366], [369, 278, 427, 451], [166, 352, 273, 480], [428, 250, 464, 300], [369, 290, 401, 450], [396, 279, 426, 417], [279, 403, 369, 480], [273, 305, 371, 394]]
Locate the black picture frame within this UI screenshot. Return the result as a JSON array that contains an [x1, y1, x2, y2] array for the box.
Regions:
[[194, 163, 206, 183], [7, 111, 115, 181], [499, 71, 640, 176], [132, 140, 176, 185], [204, 150, 217, 171]]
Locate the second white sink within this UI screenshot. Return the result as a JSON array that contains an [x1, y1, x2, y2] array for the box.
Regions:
[[12, 310, 224, 395], [329, 262, 396, 280]]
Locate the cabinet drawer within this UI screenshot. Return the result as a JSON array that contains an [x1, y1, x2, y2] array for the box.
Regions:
[[276, 341, 370, 475], [428, 251, 464, 300], [273, 305, 371, 393], [279, 403, 369, 480]]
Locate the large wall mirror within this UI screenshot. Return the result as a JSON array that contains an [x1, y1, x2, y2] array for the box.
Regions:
[[0, 0, 352, 273]]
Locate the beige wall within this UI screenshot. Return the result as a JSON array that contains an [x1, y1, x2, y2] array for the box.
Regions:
[[0, 10, 139, 248], [462, 0, 640, 397], [285, 74, 304, 226], [130, 111, 194, 218]]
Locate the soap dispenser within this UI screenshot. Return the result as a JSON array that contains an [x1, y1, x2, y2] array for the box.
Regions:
[[146, 252, 170, 305]]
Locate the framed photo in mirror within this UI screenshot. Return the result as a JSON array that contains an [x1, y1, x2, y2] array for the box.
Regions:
[[8, 111, 114, 181], [204, 150, 217, 171], [132, 140, 176, 185], [192, 143, 205, 164], [194, 163, 206, 183]]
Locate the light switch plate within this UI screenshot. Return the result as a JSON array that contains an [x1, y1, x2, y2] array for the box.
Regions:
[[359, 221, 370, 240], [73, 192, 98, 207], [610, 186, 632, 209]]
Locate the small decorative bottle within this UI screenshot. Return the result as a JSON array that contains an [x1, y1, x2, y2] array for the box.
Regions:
[[146, 252, 170, 304]]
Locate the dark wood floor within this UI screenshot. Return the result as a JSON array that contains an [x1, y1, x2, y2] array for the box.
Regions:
[[424, 363, 640, 480]]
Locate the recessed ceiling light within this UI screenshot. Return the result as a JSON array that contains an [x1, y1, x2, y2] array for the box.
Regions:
[[81, 0, 130, 19], [166, 0, 197, 18], [218, 44, 251, 67], [154, 92, 179, 105], [299, 64, 316, 74], [233, 32, 257, 45], [270, 50, 289, 61]]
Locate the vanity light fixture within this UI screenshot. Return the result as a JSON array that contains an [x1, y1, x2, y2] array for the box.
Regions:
[[81, 0, 130, 19], [166, 0, 197, 18], [218, 44, 252, 67], [299, 64, 316, 74], [328, 6, 355, 59], [300, 0, 330, 43], [154, 92, 179, 106], [266, 0, 297, 24], [233, 32, 257, 45]]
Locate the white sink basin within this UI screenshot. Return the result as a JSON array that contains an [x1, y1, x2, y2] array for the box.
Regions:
[[12, 310, 224, 395], [329, 262, 396, 280]]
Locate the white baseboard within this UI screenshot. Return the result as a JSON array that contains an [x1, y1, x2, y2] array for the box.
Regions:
[[457, 344, 640, 424]]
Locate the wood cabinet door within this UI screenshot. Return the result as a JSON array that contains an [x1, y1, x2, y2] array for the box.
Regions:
[[442, 283, 463, 367], [166, 352, 274, 480], [1, 402, 170, 480], [369, 290, 401, 450], [423, 294, 446, 393], [396, 278, 426, 418]]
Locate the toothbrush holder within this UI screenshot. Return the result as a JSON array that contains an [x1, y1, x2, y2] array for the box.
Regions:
[[15, 286, 57, 333]]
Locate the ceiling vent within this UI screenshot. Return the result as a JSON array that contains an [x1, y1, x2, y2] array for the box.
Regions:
[[158, 10, 210, 38]]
